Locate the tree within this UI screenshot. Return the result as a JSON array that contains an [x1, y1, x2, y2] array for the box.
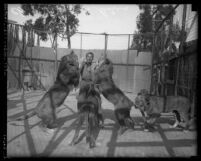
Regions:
[[24, 19, 34, 46], [171, 21, 184, 42], [153, 4, 175, 31], [131, 4, 177, 51], [137, 4, 153, 33], [21, 4, 89, 49], [131, 4, 153, 51]]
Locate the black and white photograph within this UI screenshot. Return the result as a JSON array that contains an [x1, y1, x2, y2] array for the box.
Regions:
[[6, 4, 197, 157]]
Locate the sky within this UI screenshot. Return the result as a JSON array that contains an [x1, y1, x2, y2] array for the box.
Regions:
[[7, 4, 140, 50]]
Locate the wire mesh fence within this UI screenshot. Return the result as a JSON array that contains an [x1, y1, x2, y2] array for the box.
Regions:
[[7, 22, 153, 93]]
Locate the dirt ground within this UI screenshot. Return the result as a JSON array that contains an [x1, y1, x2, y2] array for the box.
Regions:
[[7, 89, 197, 157]]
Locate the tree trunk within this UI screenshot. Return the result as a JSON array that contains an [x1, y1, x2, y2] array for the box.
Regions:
[[65, 4, 71, 49], [54, 35, 58, 80], [67, 33, 71, 49]]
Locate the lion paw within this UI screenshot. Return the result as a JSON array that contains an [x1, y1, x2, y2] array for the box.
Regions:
[[183, 129, 189, 133], [96, 141, 101, 147], [169, 125, 177, 129], [144, 123, 156, 132], [69, 141, 75, 146], [89, 141, 96, 149], [45, 128, 56, 134], [69, 139, 78, 146], [117, 126, 128, 135]]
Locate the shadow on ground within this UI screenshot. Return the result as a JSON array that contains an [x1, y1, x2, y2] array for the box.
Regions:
[[7, 90, 197, 157]]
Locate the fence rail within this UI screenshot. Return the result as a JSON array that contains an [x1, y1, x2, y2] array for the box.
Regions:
[[7, 22, 153, 93], [8, 55, 151, 67]]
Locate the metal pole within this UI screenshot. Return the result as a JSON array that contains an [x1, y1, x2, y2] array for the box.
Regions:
[[80, 33, 82, 59], [127, 34, 130, 92], [55, 34, 58, 79], [104, 33, 108, 58], [37, 34, 40, 46]]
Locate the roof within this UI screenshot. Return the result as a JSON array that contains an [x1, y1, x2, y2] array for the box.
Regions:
[[173, 5, 198, 42]]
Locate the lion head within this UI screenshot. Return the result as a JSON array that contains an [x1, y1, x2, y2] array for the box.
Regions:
[[93, 57, 113, 83], [134, 89, 150, 111], [56, 50, 80, 88], [64, 50, 79, 70]]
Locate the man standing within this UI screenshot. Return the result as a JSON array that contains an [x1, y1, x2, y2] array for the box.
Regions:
[[78, 52, 104, 127], [79, 52, 96, 87]]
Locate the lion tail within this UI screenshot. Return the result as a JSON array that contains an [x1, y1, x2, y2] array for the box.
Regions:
[[88, 105, 99, 129], [7, 110, 37, 122]]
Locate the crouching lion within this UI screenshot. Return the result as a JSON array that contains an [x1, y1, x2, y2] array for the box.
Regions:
[[135, 89, 195, 132]]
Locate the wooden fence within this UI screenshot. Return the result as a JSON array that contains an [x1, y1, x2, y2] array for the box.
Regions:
[[7, 45, 152, 94]]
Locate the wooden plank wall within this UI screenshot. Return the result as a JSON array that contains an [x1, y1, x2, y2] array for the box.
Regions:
[[7, 46, 152, 93]]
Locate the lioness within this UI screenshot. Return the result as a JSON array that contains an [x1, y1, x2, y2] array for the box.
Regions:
[[8, 51, 80, 132], [135, 89, 194, 131], [93, 57, 135, 135], [70, 83, 102, 148]]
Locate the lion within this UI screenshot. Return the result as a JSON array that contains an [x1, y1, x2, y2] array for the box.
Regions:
[[69, 83, 103, 148], [134, 89, 194, 131], [8, 51, 80, 133], [93, 57, 135, 135]]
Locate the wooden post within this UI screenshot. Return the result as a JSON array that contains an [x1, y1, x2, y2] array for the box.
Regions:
[[175, 4, 187, 96], [18, 25, 21, 89], [150, 12, 156, 95], [180, 4, 187, 54], [18, 26, 25, 90], [150, 34, 155, 94], [56, 34, 58, 73], [30, 29, 34, 67], [37, 36, 40, 89], [37, 34, 40, 46], [161, 25, 165, 96], [174, 58, 180, 96], [164, 14, 173, 96]]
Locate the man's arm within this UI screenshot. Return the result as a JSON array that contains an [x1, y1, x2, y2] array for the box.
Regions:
[[79, 62, 85, 78]]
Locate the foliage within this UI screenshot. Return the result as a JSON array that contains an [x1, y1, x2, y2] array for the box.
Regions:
[[21, 4, 89, 48], [171, 21, 184, 42], [131, 31, 153, 51], [153, 4, 175, 31], [137, 4, 153, 33], [131, 4, 153, 51], [131, 4, 178, 51]]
